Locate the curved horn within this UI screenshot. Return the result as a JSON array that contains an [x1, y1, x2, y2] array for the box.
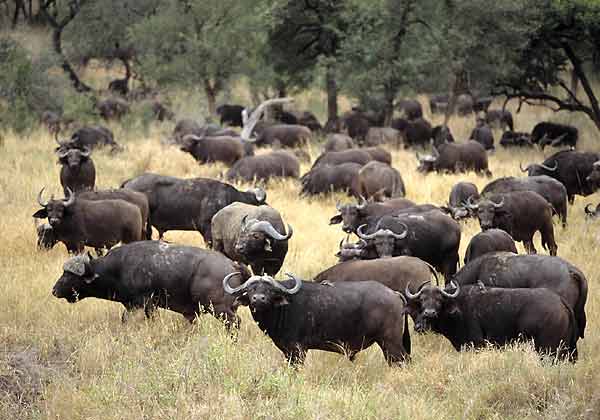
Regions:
[[37, 187, 48, 207], [63, 187, 75, 207], [405, 280, 430, 300], [390, 223, 408, 239], [56, 148, 69, 158], [223, 272, 248, 295], [356, 224, 377, 240], [519, 162, 531, 173], [264, 273, 302, 295], [358, 238, 367, 248], [585, 203, 595, 215], [465, 196, 479, 210], [424, 262, 440, 286], [356, 196, 368, 210], [492, 197, 505, 208], [440, 281, 460, 298], [539, 161, 557, 171], [80, 146, 91, 157], [250, 220, 292, 241]]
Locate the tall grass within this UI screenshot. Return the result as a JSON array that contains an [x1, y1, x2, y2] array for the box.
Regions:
[[1, 95, 600, 419]]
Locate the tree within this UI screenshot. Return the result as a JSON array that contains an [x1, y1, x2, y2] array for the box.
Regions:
[[268, 0, 348, 126], [493, 1, 600, 130], [128, 0, 259, 116]]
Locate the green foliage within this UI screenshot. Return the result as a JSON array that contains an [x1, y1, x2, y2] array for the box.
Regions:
[[0, 36, 69, 133]]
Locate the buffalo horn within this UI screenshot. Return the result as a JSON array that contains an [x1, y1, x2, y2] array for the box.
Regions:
[[56, 148, 69, 159], [356, 224, 378, 240], [539, 161, 557, 171], [440, 281, 460, 298], [277, 272, 302, 294], [63, 187, 75, 207], [585, 204, 595, 216], [492, 197, 504, 208], [404, 280, 430, 300], [593, 161, 600, 168], [37, 187, 48, 207], [356, 195, 368, 210], [465, 196, 479, 210], [251, 220, 293, 241], [519, 162, 531, 173], [424, 262, 440, 286], [80, 146, 91, 157], [223, 272, 257, 295]]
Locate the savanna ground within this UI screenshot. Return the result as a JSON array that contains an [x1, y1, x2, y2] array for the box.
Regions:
[[3, 29, 600, 420]]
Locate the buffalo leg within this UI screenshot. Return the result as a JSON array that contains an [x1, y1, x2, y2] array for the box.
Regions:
[[377, 338, 410, 366], [283, 347, 306, 366], [523, 240, 537, 254]]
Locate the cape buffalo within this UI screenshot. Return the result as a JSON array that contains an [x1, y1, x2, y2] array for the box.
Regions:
[[52, 242, 250, 326], [431, 125, 455, 147], [226, 151, 300, 182], [300, 162, 362, 197], [442, 181, 480, 220], [481, 176, 568, 227], [223, 273, 411, 366], [56, 145, 95, 195], [66, 126, 121, 152], [500, 131, 533, 148], [329, 197, 416, 233], [212, 203, 293, 276], [357, 210, 461, 278], [121, 173, 266, 246], [397, 99, 423, 120], [255, 124, 312, 148], [362, 147, 392, 166], [463, 229, 517, 264], [531, 122, 578, 149], [466, 191, 557, 256], [216, 104, 245, 127], [469, 118, 495, 150], [324, 134, 355, 152], [452, 252, 588, 338], [339, 111, 371, 142], [32, 188, 143, 254], [312, 149, 374, 169], [584, 203, 600, 218], [417, 141, 491, 176], [180, 135, 245, 166], [404, 282, 578, 361], [97, 98, 129, 121], [401, 118, 433, 148], [521, 150, 600, 203], [485, 109, 514, 131], [356, 161, 405, 201], [295, 111, 322, 132]]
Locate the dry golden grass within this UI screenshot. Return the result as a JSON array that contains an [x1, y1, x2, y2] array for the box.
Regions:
[[2, 91, 600, 419]]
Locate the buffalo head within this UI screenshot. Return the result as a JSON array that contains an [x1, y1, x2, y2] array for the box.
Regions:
[[335, 237, 367, 262], [416, 148, 439, 173], [223, 272, 302, 312], [56, 146, 91, 171], [235, 216, 293, 257], [36, 223, 58, 250], [584, 203, 600, 219], [52, 253, 98, 303], [329, 197, 369, 233], [246, 187, 267, 204], [519, 161, 557, 177], [32, 187, 76, 227], [356, 223, 407, 258], [404, 281, 460, 332], [466, 196, 507, 231], [585, 162, 600, 188]]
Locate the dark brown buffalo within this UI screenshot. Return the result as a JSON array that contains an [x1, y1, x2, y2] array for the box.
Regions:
[[212, 202, 293, 276], [56, 146, 95, 195], [312, 149, 374, 169], [121, 173, 266, 245], [356, 161, 405, 201], [295, 111, 322, 132], [404, 282, 578, 361], [500, 131, 533, 148], [357, 209, 461, 278], [300, 163, 362, 197], [216, 104, 244, 127], [362, 147, 392, 165], [442, 181, 480, 220], [339, 111, 371, 142], [481, 176, 568, 227], [226, 150, 300, 182], [150, 100, 174, 122], [315, 256, 434, 294], [521, 150, 600, 203], [531, 122, 578, 149], [485, 109, 514, 131], [255, 124, 312, 148], [463, 229, 517, 264], [452, 252, 588, 339], [396, 99, 423, 120], [431, 125, 455, 147], [223, 273, 411, 366], [180, 135, 244, 166], [324, 133, 355, 152], [400, 118, 433, 148], [32, 188, 143, 254], [584, 202, 600, 218], [41, 111, 61, 135], [78, 189, 151, 240], [97, 98, 130, 121], [52, 243, 250, 326], [466, 191, 557, 256], [417, 141, 491, 176], [66, 126, 121, 152], [173, 119, 203, 142], [469, 118, 495, 150], [329, 197, 416, 233]]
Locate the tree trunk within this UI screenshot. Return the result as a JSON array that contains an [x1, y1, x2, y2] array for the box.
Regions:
[[444, 72, 460, 126], [204, 79, 217, 117], [383, 88, 395, 127], [569, 68, 579, 104], [51, 25, 92, 92], [325, 64, 338, 127]]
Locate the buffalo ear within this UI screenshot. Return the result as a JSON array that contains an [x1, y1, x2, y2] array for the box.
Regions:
[[234, 293, 250, 307], [273, 295, 290, 307], [32, 209, 48, 219], [329, 214, 343, 225]]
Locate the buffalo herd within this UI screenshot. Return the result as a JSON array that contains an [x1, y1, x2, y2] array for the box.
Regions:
[[34, 97, 597, 366]]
